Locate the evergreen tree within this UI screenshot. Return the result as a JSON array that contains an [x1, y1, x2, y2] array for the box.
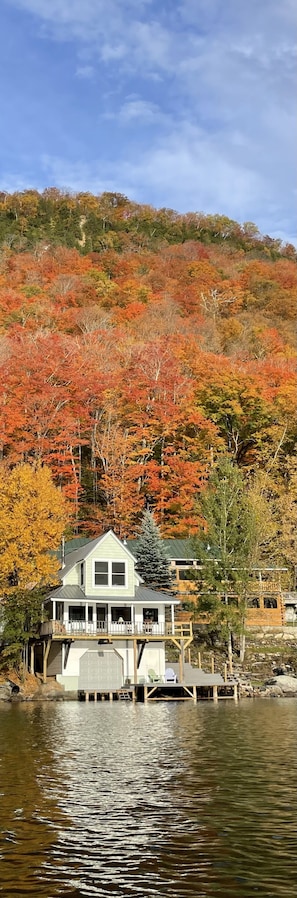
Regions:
[[135, 510, 173, 591]]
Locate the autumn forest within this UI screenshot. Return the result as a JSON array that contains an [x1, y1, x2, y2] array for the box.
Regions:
[[0, 189, 296, 579]]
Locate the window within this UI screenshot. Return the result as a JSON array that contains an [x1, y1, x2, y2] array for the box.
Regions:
[[175, 560, 194, 566], [111, 607, 131, 623], [247, 597, 260, 608], [93, 560, 127, 588], [94, 561, 108, 586], [112, 562, 125, 586], [264, 597, 277, 609], [178, 569, 194, 581], [143, 608, 158, 623], [56, 601, 64, 622], [80, 562, 84, 587], [69, 606, 85, 622]]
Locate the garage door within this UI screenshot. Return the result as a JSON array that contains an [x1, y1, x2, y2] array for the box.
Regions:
[[78, 648, 123, 691]]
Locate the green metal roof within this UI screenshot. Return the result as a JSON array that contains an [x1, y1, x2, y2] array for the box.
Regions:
[[57, 535, 196, 564], [55, 536, 91, 563], [127, 538, 195, 560]]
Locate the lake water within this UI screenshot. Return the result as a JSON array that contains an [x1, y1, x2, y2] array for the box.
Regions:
[[0, 699, 296, 898]]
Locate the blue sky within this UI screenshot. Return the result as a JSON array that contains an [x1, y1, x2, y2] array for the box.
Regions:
[[1, 0, 296, 243]]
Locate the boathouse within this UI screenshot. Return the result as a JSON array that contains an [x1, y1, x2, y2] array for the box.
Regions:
[[35, 530, 192, 693]]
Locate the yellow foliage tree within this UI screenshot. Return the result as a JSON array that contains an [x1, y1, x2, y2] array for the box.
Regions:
[[0, 463, 68, 593]]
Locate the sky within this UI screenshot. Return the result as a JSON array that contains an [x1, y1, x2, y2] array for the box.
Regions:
[[1, 0, 296, 244]]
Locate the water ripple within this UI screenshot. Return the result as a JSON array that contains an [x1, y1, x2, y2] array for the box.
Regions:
[[0, 700, 296, 897]]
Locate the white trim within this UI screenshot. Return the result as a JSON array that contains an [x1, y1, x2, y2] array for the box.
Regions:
[[92, 558, 128, 590], [84, 530, 138, 565]]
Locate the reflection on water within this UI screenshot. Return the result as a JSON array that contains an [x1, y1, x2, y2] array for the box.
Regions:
[[0, 699, 296, 897]]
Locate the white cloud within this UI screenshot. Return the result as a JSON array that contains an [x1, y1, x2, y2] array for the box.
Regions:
[[3, 0, 297, 242], [118, 97, 168, 125], [75, 65, 95, 79]]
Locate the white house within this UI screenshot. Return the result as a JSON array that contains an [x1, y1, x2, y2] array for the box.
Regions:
[[38, 530, 188, 693]]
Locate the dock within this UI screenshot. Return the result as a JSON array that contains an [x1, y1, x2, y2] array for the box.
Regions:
[[78, 666, 239, 704]]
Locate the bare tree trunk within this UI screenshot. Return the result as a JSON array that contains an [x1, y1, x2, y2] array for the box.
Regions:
[[227, 628, 233, 674], [240, 632, 246, 663]]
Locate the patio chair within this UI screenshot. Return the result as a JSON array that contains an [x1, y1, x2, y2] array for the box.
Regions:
[[148, 668, 162, 683], [165, 667, 177, 683]]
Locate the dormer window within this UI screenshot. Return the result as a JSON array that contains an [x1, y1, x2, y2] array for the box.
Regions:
[[112, 562, 125, 586], [93, 560, 127, 588], [94, 561, 108, 586]]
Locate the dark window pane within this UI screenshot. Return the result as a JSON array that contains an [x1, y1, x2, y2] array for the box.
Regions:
[[175, 560, 194, 566], [264, 597, 277, 609], [143, 608, 158, 623], [112, 562, 125, 586], [94, 561, 108, 585], [69, 606, 85, 622]]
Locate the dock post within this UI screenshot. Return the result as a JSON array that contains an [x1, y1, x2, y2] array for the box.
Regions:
[[179, 640, 185, 683], [144, 685, 148, 703], [211, 654, 215, 674], [213, 685, 218, 703], [109, 691, 113, 702], [198, 651, 201, 669], [234, 683, 238, 703], [193, 685, 197, 704], [85, 692, 89, 702], [224, 663, 228, 683], [133, 638, 138, 689], [93, 692, 97, 702]]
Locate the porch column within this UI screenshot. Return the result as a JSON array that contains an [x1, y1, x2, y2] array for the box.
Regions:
[[171, 604, 175, 634], [131, 605, 135, 634], [133, 638, 137, 685], [107, 604, 112, 635], [179, 640, 185, 683], [85, 603, 88, 632], [52, 600, 56, 622]]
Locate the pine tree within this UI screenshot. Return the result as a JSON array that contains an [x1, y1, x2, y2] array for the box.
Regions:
[[135, 510, 173, 591]]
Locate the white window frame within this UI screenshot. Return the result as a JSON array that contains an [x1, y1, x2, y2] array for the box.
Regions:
[[93, 559, 127, 589]]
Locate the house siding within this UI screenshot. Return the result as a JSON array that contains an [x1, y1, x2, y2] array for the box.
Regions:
[[63, 566, 80, 587]]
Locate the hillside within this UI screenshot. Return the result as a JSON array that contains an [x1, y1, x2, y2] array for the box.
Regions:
[[0, 190, 296, 573]]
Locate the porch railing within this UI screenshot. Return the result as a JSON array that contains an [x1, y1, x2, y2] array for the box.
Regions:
[[39, 620, 192, 639]]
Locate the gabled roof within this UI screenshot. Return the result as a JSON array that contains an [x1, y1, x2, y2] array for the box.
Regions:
[[60, 530, 138, 579]]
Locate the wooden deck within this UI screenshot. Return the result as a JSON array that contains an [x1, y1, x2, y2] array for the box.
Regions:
[[35, 621, 193, 684], [40, 620, 192, 648], [78, 680, 239, 703]]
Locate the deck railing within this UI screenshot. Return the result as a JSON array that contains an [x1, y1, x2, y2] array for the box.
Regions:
[[39, 620, 192, 639]]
